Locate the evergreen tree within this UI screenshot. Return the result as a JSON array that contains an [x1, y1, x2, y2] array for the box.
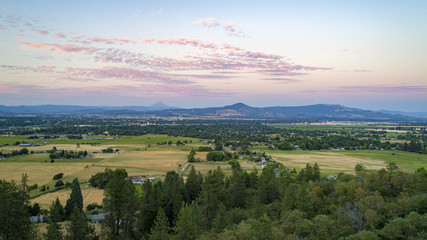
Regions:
[[199, 167, 226, 227], [174, 202, 202, 240], [258, 165, 280, 204], [102, 175, 137, 239], [50, 197, 65, 222], [65, 205, 96, 240], [313, 163, 321, 181], [65, 178, 83, 217], [136, 180, 161, 238], [148, 208, 171, 240], [186, 165, 202, 202], [45, 199, 65, 240], [161, 171, 187, 226], [227, 160, 247, 208], [45, 222, 63, 240], [305, 163, 313, 182], [211, 203, 231, 233], [0, 180, 32, 240]]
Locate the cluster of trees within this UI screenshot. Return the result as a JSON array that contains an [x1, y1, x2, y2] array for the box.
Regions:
[[197, 146, 213, 151], [28, 135, 58, 139], [101, 147, 117, 153], [401, 140, 424, 153], [205, 151, 234, 162], [0, 175, 99, 240], [0, 147, 29, 159], [88, 168, 128, 189], [156, 140, 189, 146], [187, 149, 200, 163], [48, 147, 88, 160]]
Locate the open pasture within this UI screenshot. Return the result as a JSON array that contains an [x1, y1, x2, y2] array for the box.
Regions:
[[0, 134, 201, 149], [266, 150, 426, 175], [30, 184, 104, 210]]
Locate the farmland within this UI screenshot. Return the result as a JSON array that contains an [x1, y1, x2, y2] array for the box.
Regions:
[[0, 117, 426, 211], [1, 134, 426, 209]]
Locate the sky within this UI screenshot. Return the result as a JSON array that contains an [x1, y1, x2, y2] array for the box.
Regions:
[[0, 0, 426, 111]]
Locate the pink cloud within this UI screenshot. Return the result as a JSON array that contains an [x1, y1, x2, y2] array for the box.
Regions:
[[338, 85, 427, 93], [193, 18, 248, 38], [193, 18, 219, 28], [0, 83, 12, 93], [0, 81, 230, 98], [223, 23, 247, 38], [63, 66, 192, 85], [18, 41, 98, 54], [16, 34, 23, 38], [37, 65, 56, 72], [32, 29, 49, 36], [144, 38, 156, 43], [55, 33, 66, 38]]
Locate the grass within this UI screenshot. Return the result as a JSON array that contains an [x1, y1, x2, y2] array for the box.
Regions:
[[0, 134, 202, 147], [262, 149, 426, 175], [342, 150, 427, 172], [30, 184, 104, 210]]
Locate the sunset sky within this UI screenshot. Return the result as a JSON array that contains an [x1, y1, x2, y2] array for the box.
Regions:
[[1, 1, 426, 111]]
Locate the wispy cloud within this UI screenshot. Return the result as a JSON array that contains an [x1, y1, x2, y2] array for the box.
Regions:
[[32, 29, 49, 36], [261, 77, 299, 82], [223, 23, 247, 38], [18, 42, 99, 54], [193, 18, 248, 38], [193, 18, 219, 28], [338, 85, 427, 93], [55, 33, 66, 38]]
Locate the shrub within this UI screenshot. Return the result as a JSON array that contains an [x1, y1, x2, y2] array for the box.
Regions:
[[86, 203, 101, 211], [54, 180, 64, 188], [52, 172, 64, 180]]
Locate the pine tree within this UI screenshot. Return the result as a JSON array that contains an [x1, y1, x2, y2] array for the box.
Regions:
[[0, 180, 32, 240], [227, 160, 247, 208], [148, 208, 171, 240], [45, 221, 63, 240], [258, 165, 280, 204], [65, 206, 96, 240], [102, 175, 137, 239], [161, 171, 187, 226], [199, 167, 225, 228], [313, 163, 321, 181], [45, 199, 64, 240], [51, 197, 65, 222], [186, 165, 202, 202], [136, 180, 160, 238], [174, 203, 201, 240], [65, 178, 83, 217], [211, 203, 231, 233]]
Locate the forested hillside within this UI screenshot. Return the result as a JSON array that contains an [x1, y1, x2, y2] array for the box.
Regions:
[[1, 162, 427, 240]]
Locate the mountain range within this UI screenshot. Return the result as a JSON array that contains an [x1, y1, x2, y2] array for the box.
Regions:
[[0, 102, 425, 121]]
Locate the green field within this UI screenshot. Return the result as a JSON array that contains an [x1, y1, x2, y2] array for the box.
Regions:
[[0, 134, 202, 146]]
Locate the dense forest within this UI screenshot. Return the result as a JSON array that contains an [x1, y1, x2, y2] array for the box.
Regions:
[[1, 162, 427, 240]]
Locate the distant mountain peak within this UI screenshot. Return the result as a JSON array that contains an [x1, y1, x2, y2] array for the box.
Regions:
[[226, 103, 250, 108], [149, 102, 169, 108]]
